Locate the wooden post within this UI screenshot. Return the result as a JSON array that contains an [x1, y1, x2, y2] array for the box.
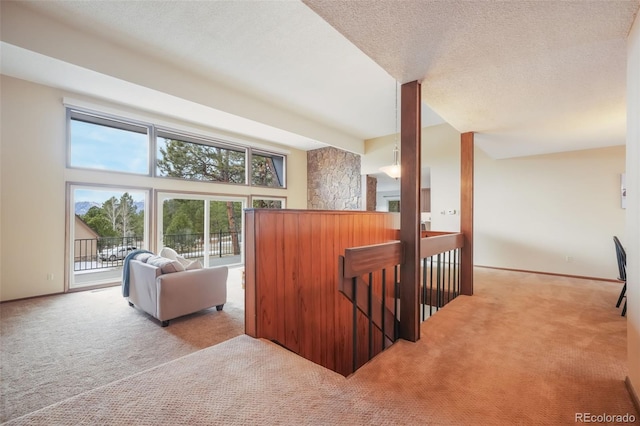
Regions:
[[399, 81, 421, 342], [460, 132, 474, 296]]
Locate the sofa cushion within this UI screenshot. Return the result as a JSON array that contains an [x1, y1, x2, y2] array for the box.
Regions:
[[146, 255, 185, 274]]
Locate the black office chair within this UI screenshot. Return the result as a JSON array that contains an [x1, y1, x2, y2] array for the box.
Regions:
[[613, 236, 627, 317]]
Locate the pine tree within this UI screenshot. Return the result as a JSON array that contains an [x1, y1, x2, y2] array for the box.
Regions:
[[158, 139, 246, 255]]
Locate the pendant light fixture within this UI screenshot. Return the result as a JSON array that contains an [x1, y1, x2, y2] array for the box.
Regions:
[[380, 81, 400, 179]]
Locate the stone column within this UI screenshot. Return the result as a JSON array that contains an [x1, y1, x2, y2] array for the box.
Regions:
[[307, 147, 361, 210], [366, 175, 377, 211]]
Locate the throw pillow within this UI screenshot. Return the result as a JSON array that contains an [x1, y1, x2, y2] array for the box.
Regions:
[[146, 255, 185, 274], [160, 247, 179, 260], [160, 247, 191, 268], [185, 259, 203, 271]]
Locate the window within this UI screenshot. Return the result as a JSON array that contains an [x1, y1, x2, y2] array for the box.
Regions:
[[159, 194, 245, 267], [66, 107, 288, 287], [69, 109, 287, 187], [156, 131, 246, 184], [69, 111, 150, 174], [251, 151, 285, 188], [70, 185, 148, 289], [388, 200, 400, 212], [252, 197, 286, 209]]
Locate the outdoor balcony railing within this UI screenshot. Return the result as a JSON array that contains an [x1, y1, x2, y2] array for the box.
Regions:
[[73, 231, 241, 272]]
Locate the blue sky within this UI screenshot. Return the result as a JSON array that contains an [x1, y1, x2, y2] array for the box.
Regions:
[[75, 188, 145, 204], [70, 120, 149, 174]]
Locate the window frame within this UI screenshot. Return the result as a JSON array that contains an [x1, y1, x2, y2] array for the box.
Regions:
[[250, 196, 287, 209], [67, 107, 289, 189], [155, 128, 249, 185], [67, 109, 153, 176], [67, 182, 152, 291], [249, 148, 287, 189]]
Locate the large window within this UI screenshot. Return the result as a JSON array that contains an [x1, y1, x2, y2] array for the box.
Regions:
[[66, 108, 288, 287], [69, 109, 287, 188], [156, 131, 246, 184], [69, 111, 150, 174]]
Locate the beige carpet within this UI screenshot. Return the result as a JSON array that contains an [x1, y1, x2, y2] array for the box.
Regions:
[[2, 268, 637, 425], [0, 267, 246, 423], [349, 269, 636, 425]]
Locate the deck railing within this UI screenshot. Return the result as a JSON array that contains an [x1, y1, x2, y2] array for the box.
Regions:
[[73, 231, 241, 272], [74, 236, 144, 271], [163, 231, 241, 259]]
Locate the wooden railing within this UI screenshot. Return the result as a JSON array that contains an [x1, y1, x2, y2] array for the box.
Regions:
[[244, 209, 397, 377], [339, 241, 402, 372], [339, 232, 464, 373], [420, 233, 463, 320], [244, 208, 468, 376]]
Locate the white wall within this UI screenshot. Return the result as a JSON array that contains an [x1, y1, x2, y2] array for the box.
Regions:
[[364, 124, 626, 280], [426, 125, 461, 232], [475, 146, 625, 279], [1, 75, 66, 301], [364, 123, 461, 231], [0, 75, 308, 301], [626, 10, 640, 402]]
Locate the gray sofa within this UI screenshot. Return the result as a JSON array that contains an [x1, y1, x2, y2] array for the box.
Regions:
[[127, 258, 228, 326]]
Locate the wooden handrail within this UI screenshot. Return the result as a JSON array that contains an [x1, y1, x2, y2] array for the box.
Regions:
[[420, 233, 464, 258], [341, 233, 464, 278], [342, 241, 403, 278], [338, 231, 466, 373]]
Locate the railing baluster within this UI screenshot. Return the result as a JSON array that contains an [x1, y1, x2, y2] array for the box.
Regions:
[[394, 265, 399, 341], [447, 249, 452, 304], [456, 248, 461, 297], [429, 255, 434, 317], [352, 276, 358, 373], [421, 257, 427, 321], [381, 268, 386, 351], [368, 272, 373, 361], [436, 253, 442, 311]]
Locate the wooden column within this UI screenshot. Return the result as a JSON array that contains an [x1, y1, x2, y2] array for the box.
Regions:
[[460, 132, 474, 296], [399, 81, 421, 342]]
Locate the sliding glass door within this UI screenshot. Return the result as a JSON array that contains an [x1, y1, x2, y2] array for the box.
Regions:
[[158, 193, 245, 267], [69, 185, 149, 289]]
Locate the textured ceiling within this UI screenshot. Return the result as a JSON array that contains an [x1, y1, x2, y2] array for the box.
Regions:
[[305, 0, 640, 158], [5, 0, 640, 159]]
